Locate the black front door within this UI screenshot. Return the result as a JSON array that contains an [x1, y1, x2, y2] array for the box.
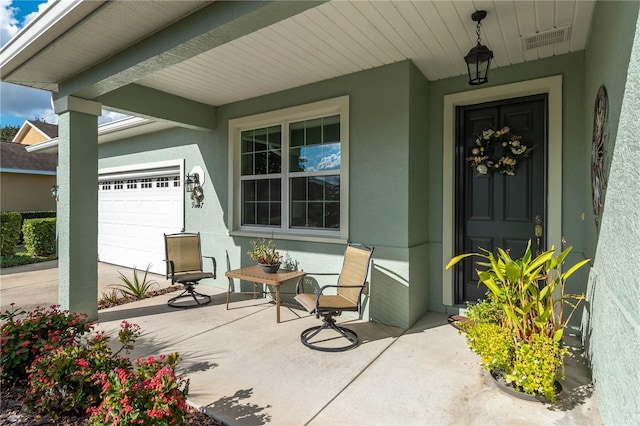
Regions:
[[455, 94, 548, 304]]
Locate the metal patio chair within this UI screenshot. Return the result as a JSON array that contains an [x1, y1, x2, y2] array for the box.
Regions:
[[294, 242, 374, 352], [164, 232, 216, 308]]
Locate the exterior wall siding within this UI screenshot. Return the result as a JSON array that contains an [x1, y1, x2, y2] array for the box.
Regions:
[[0, 173, 57, 211], [98, 62, 425, 328], [581, 2, 640, 424]]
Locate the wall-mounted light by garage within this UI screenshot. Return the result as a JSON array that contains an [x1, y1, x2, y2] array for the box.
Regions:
[[184, 173, 199, 193], [185, 166, 205, 208], [51, 185, 59, 201]]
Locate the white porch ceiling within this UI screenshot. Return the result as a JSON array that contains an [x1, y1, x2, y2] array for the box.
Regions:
[[140, 0, 595, 106], [2, 0, 595, 108]]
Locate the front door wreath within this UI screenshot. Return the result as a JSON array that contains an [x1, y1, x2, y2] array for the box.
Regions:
[[467, 127, 533, 176]]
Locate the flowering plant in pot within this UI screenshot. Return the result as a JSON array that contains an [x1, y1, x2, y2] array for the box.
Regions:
[[446, 239, 589, 402], [248, 239, 282, 272]]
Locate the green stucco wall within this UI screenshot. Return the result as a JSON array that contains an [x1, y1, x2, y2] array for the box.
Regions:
[[581, 2, 640, 425], [98, 61, 431, 329]]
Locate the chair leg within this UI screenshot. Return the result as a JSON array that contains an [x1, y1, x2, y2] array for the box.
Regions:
[[300, 313, 359, 352], [167, 283, 212, 308]]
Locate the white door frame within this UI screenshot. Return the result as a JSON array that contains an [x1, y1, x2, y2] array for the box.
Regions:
[[442, 75, 563, 306]]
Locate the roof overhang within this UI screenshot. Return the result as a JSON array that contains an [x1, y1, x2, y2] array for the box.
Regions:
[[26, 116, 176, 154]]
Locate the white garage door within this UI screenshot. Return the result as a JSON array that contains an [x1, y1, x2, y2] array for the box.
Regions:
[[98, 166, 184, 275]]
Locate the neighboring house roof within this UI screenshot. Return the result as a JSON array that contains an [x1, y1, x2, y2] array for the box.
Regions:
[[0, 141, 57, 174], [13, 120, 58, 145]]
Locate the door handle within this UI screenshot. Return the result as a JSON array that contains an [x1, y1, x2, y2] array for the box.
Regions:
[[534, 215, 543, 255]]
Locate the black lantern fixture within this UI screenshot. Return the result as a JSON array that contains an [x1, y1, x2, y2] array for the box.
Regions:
[[50, 185, 59, 201], [185, 173, 199, 193], [464, 10, 494, 85]]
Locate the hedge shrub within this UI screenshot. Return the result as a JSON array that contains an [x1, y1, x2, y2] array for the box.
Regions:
[[0, 212, 21, 256], [23, 218, 56, 256], [19, 211, 56, 243]]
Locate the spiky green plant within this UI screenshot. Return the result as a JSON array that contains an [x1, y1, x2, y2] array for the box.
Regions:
[[112, 264, 158, 300]]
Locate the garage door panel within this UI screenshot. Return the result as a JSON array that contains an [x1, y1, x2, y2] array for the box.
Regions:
[[98, 171, 183, 275]]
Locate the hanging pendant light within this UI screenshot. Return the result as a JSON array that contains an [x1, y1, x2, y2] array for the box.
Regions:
[[465, 10, 494, 85]]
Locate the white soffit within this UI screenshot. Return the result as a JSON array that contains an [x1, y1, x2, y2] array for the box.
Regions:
[[3, 1, 595, 108], [136, 0, 595, 107]]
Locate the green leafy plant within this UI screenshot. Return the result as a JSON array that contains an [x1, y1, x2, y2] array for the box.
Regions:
[[446, 239, 590, 402], [505, 334, 567, 400], [88, 353, 189, 426], [98, 288, 121, 309], [1, 304, 93, 381], [22, 218, 56, 256], [112, 264, 158, 300], [25, 324, 135, 415], [247, 238, 282, 265], [0, 212, 21, 256], [447, 240, 588, 344], [461, 321, 514, 372]]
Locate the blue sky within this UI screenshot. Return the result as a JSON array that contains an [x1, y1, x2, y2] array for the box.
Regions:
[[0, 0, 127, 128]]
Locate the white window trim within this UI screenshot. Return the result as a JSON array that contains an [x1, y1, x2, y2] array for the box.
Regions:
[[442, 75, 563, 306], [228, 96, 349, 244]]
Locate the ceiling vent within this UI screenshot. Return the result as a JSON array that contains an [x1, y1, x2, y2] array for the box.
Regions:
[[521, 25, 572, 50]]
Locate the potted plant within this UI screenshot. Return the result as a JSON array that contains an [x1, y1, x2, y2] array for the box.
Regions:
[[247, 238, 282, 273], [445, 239, 590, 402]]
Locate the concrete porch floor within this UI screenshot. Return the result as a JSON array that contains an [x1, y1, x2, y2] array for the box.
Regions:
[[0, 262, 602, 425]]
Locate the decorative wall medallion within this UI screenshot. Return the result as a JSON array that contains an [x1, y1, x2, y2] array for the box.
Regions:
[[591, 85, 608, 230]]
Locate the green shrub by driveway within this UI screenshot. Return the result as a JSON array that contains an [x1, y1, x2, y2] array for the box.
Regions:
[[1, 212, 22, 256], [22, 218, 56, 257]]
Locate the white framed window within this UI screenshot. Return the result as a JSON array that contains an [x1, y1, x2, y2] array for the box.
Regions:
[[229, 96, 349, 243]]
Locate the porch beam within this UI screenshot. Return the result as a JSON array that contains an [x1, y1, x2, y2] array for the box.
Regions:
[[54, 96, 101, 320], [58, 1, 325, 100], [96, 84, 217, 131]]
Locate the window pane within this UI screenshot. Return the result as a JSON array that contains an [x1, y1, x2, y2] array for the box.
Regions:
[[241, 153, 253, 176], [291, 177, 307, 201], [320, 143, 341, 170], [305, 118, 322, 145], [308, 177, 323, 201], [257, 179, 270, 201], [267, 126, 281, 149], [257, 203, 269, 225], [290, 147, 303, 172], [325, 202, 340, 229], [243, 180, 256, 202], [290, 122, 304, 147], [241, 131, 254, 153], [268, 149, 281, 174], [323, 116, 340, 142], [243, 202, 256, 224], [289, 116, 341, 173], [254, 128, 268, 152], [289, 175, 340, 230], [290, 202, 307, 227], [270, 179, 281, 201], [325, 175, 340, 200], [254, 151, 268, 175], [270, 203, 281, 226], [308, 202, 323, 227]]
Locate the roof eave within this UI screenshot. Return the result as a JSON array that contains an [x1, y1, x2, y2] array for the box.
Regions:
[[0, 0, 106, 89]]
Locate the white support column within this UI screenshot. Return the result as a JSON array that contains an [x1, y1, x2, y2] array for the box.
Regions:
[[54, 96, 101, 319]]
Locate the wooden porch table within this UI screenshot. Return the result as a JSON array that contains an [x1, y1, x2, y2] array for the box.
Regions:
[[225, 265, 305, 323]]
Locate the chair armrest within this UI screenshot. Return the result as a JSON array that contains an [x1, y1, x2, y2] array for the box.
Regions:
[[203, 256, 216, 279], [295, 272, 340, 294], [163, 259, 175, 283]]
